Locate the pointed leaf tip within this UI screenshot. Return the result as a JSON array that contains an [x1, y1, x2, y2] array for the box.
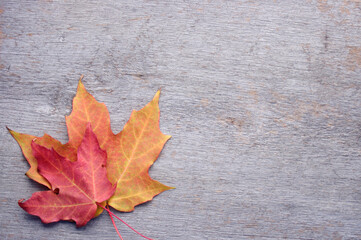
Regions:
[[6, 126, 17, 137], [79, 74, 84, 83], [7, 127, 18, 136], [77, 75, 86, 93], [153, 90, 161, 102]]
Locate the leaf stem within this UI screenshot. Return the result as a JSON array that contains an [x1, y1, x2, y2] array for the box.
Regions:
[[107, 205, 124, 240], [96, 203, 154, 240]]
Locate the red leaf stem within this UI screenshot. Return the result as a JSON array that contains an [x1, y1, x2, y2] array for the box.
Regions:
[[96, 203, 154, 240], [107, 205, 124, 240]]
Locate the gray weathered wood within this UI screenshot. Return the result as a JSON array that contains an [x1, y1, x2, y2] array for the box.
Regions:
[[1, 0, 360, 239]]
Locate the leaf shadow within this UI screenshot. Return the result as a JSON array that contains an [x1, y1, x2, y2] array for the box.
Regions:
[[25, 178, 49, 192]]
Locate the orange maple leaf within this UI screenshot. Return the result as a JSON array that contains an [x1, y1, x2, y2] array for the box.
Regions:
[[9, 75, 173, 212]]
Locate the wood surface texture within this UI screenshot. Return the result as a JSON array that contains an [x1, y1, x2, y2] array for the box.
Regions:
[[0, 1, 360, 239]]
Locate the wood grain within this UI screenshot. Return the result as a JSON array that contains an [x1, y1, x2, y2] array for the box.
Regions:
[[1, 1, 360, 239]]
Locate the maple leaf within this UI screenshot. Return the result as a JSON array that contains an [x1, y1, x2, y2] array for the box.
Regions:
[[18, 123, 115, 227], [10, 76, 173, 212]]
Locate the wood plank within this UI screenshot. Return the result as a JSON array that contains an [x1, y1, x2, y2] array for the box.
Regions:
[[1, 1, 360, 239]]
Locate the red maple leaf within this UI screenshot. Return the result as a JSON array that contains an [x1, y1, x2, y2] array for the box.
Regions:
[[18, 123, 116, 227]]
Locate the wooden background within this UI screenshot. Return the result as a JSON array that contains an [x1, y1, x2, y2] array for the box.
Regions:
[[1, 1, 360, 239]]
